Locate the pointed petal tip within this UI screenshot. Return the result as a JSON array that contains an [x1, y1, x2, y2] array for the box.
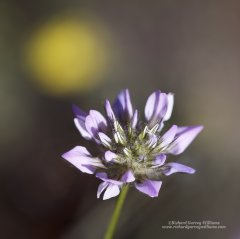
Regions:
[[197, 125, 204, 131], [121, 170, 135, 183], [190, 168, 196, 174], [168, 125, 204, 155], [105, 99, 116, 121], [160, 124, 178, 148], [104, 99, 110, 107], [121, 88, 130, 94], [61, 152, 68, 160], [72, 104, 87, 118], [192, 125, 204, 132], [72, 104, 79, 116], [187, 125, 204, 132]]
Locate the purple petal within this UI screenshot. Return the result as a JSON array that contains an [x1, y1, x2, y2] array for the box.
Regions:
[[97, 181, 109, 198], [135, 180, 162, 197], [113, 89, 133, 121], [147, 133, 158, 148], [96, 172, 123, 185], [105, 100, 116, 121], [168, 125, 203, 155], [103, 184, 120, 200], [145, 91, 160, 121], [72, 104, 87, 120], [163, 162, 196, 176], [62, 146, 104, 174], [121, 170, 135, 182], [104, 151, 117, 162], [144, 91, 168, 126], [153, 154, 166, 167], [85, 110, 107, 138], [74, 118, 92, 140], [98, 132, 112, 147], [131, 110, 138, 129], [72, 105, 92, 139], [160, 125, 178, 148], [158, 122, 165, 132], [162, 93, 174, 121]]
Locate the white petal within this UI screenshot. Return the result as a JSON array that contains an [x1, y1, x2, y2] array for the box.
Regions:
[[97, 182, 109, 198], [103, 184, 120, 200]]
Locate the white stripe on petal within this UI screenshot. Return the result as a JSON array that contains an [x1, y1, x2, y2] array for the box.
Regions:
[[131, 110, 138, 129], [105, 100, 116, 121], [97, 181, 109, 198], [98, 132, 112, 148], [125, 89, 134, 118], [145, 91, 168, 126]]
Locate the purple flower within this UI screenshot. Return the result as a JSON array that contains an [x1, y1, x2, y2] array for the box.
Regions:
[[62, 89, 203, 200]]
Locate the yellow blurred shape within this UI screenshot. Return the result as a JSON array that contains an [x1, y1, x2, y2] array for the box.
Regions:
[[24, 17, 110, 95]]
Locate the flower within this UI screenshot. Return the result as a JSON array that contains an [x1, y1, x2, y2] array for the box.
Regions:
[[62, 89, 203, 200]]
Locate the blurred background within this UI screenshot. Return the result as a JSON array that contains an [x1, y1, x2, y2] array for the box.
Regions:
[[0, 0, 240, 238]]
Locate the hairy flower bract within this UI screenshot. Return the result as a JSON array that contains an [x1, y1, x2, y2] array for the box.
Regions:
[[62, 89, 203, 200]]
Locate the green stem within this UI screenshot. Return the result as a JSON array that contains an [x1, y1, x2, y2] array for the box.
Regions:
[[103, 185, 129, 239]]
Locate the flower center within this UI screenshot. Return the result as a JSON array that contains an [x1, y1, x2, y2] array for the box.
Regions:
[[106, 121, 163, 180]]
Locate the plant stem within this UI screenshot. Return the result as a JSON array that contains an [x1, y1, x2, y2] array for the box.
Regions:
[[103, 185, 129, 239]]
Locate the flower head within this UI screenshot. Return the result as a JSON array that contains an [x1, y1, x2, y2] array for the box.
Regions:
[[62, 89, 203, 200]]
